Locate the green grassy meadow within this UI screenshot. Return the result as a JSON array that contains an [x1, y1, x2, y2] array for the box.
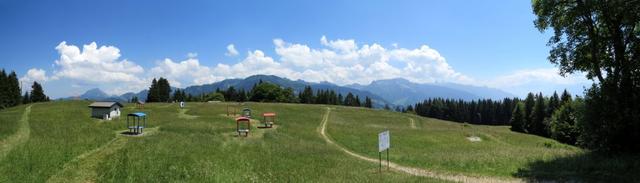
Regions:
[[0, 101, 637, 182]]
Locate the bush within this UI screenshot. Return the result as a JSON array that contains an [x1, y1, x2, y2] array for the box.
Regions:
[[550, 100, 582, 145], [206, 92, 225, 102]]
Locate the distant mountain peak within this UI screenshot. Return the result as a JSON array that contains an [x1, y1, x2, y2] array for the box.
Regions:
[[81, 88, 109, 98]]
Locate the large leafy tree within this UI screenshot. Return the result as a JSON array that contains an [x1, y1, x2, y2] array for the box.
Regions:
[[533, 0, 640, 151]]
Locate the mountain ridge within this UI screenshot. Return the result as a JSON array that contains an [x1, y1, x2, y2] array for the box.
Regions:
[[64, 75, 515, 108], [345, 78, 515, 106]]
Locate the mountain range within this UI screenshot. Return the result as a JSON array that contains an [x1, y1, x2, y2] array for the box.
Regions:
[[65, 75, 514, 107], [346, 78, 515, 106]]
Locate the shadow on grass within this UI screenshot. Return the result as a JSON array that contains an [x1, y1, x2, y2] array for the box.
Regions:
[[513, 151, 640, 182], [119, 131, 143, 136]]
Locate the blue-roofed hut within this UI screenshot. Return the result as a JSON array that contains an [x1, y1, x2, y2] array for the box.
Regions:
[[126, 112, 147, 134]]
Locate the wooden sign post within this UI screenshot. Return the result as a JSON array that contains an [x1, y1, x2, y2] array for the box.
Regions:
[[378, 130, 390, 173]]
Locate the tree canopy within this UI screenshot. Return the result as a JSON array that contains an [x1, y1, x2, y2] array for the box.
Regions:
[[533, 0, 640, 152]]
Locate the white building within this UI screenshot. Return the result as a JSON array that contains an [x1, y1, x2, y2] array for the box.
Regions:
[[88, 102, 123, 120]]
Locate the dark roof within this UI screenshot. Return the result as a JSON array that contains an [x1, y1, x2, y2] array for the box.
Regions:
[[88, 102, 123, 108]]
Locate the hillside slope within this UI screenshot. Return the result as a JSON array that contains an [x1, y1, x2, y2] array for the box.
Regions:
[[0, 102, 633, 182]]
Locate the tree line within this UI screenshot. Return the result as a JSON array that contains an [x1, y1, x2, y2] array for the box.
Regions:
[[410, 97, 519, 125], [0, 69, 49, 110], [509, 91, 578, 145], [408, 90, 581, 146], [140, 78, 373, 108]]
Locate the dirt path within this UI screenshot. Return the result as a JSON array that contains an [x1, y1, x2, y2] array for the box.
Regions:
[[0, 105, 32, 161], [47, 127, 160, 183], [318, 107, 522, 183], [178, 109, 199, 119], [408, 117, 417, 129]]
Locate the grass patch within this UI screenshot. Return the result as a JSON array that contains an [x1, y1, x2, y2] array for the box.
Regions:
[[0, 101, 442, 182], [327, 106, 580, 178]]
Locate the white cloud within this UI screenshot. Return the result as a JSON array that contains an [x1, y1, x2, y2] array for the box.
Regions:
[[270, 36, 473, 85], [19, 68, 48, 83], [486, 68, 592, 96], [225, 44, 239, 56], [23, 41, 148, 96], [150, 57, 223, 87], [212, 50, 298, 79], [52, 41, 145, 83], [187, 52, 198, 58], [488, 68, 589, 88]]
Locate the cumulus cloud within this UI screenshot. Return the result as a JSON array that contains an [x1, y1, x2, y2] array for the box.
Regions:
[[52, 41, 145, 83], [270, 36, 473, 85], [19, 68, 49, 83], [150, 57, 223, 87], [22, 41, 149, 96], [212, 50, 299, 79], [225, 44, 239, 56]]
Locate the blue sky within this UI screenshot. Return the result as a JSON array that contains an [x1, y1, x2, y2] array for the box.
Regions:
[[0, 0, 592, 98]]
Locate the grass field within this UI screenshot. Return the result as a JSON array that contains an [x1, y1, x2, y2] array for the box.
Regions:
[[0, 101, 637, 182]]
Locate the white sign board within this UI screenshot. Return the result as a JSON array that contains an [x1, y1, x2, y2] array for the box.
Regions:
[[378, 130, 390, 152]]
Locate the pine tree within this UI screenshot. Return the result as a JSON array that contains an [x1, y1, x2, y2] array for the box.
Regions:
[[364, 96, 373, 108], [30, 81, 47, 103], [299, 86, 314, 104], [146, 78, 158, 102], [0, 69, 7, 108], [22, 91, 30, 104], [405, 105, 414, 113], [531, 93, 548, 136], [547, 91, 560, 117], [238, 89, 247, 102], [523, 93, 536, 133], [226, 86, 237, 102], [560, 89, 572, 105], [344, 93, 354, 106], [157, 78, 171, 102], [7, 71, 21, 106], [510, 103, 525, 132]]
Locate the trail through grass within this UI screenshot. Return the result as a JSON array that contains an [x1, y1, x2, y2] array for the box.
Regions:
[[0, 105, 31, 161], [408, 117, 417, 129], [319, 107, 521, 183], [47, 127, 161, 183], [178, 109, 198, 119]]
